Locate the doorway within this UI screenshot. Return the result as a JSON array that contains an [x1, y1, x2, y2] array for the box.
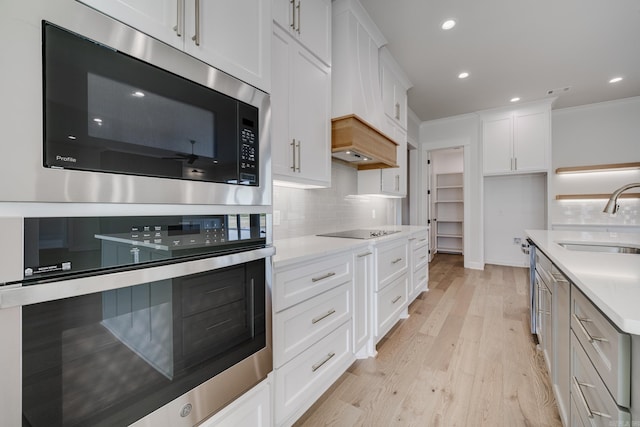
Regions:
[[427, 147, 464, 261]]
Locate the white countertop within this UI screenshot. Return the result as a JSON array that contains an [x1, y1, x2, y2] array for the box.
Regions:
[[526, 229, 640, 335], [273, 225, 428, 269]]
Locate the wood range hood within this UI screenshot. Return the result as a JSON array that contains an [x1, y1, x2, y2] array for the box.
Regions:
[[331, 114, 398, 170]]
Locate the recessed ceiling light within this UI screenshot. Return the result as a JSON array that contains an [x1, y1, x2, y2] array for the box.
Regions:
[[458, 72, 469, 79], [609, 77, 623, 83], [132, 91, 145, 97], [510, 97, 520, 102], [93, 118, 103, 123], [67, 135, 76, 140], [441, 19, 456, 30]]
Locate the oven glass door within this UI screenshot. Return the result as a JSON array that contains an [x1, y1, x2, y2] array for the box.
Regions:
[[22, 259, 265, 427], [43, 22, 259, 185]]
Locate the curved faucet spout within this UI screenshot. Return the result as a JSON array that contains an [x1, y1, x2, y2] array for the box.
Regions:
[[603, 183, 640, 214]]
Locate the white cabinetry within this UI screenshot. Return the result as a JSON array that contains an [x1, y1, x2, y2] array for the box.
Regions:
[[271, 25, 331, 188], [379, 47, 411, 130], [358, 120, 407, 197], [434, 173, 463, 254], [273, 251, 355, 426], [408, 230, 429, 301], [77, 0, 270, 92], [481, 101, 552, 175], [273, 0, 331, 65], [353, 248, 374, 358], [199, 378, 271, 427], [372, 236, 409, 342]]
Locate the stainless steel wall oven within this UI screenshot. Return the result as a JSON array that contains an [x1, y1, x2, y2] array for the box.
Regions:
[[0, 214, 273, 426]]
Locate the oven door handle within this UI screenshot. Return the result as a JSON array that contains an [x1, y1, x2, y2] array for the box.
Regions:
[[0, 246, 275, 308]]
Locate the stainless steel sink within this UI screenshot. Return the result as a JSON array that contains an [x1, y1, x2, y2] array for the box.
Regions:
[[557, 242, 640, 254]]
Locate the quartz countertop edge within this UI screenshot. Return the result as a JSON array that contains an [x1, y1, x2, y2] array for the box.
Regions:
[[526, 229, 640, 335], [273, 225, 428, 269]]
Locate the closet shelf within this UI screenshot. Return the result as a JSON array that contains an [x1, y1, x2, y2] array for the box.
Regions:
[[556, 193, 640, 200], [555, 162, 640, 174]]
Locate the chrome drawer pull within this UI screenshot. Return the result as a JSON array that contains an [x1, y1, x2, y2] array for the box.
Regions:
[[311, 308, 336, 324], [408, 237, 416, 241], [312, 272, 336, 282], [391, 258, 403, 264], [419, 238, 427, 242], [357, 251, 373, 258], [392, 295, 402, 304], [573, 314, 609, 343], [311, 352, 335, 372], [572, 376, 612, 419]]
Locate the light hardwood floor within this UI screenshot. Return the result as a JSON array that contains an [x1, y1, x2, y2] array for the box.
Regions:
[[294, 254, 562, 427]]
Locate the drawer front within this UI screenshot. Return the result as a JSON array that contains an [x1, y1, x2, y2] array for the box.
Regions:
[[274, 253, 352, 312], [275, 320, 353, 425], [375, 239, 409, 291], [413, 244, 429, 272], [410, 233, 428, 251], [571, 332, 631, 426], [412, 267, 428, 294], [376, 273, 408, 339], [274, 282, 351, 368], [571, 285, 631, 407]]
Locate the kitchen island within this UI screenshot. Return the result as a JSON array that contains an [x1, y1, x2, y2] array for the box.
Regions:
[[526, 229, 640, 426]]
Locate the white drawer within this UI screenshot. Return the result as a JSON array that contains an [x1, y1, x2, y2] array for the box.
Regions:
[[274, 253, 352, 312], [571, 285, 631, 407], [412, 267, 428, 293], [274, 282, 351, 368], [375, 273, 408, 340], [571, 332, 630, 426], [375, 238, 409, 291], [410, 233, 428, 251], [274, 320, 353, 425], [413, 244, 429, 272]]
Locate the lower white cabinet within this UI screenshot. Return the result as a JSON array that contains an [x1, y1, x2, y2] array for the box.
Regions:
[[199, 377, 272, 427], [273, 250, 355, 426], [375, 273, 408, 340], [408, 230, 429, 300], [274, 321, 353, 426]]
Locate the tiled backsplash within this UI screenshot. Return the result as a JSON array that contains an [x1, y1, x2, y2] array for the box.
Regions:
[[552, 199, 640, 228], [273, 161, 398, 240]]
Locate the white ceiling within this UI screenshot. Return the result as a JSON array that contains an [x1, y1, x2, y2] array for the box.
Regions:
[[358, 0, 640, 122]]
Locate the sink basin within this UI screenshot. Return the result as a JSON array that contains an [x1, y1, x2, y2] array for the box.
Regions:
[[557, 242, 640, 254]]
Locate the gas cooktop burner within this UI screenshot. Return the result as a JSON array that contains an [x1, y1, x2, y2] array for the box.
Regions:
[[317, 229, 400, 239]]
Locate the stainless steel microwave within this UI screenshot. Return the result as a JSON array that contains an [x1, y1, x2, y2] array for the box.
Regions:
[[0, 1, 270, 206]]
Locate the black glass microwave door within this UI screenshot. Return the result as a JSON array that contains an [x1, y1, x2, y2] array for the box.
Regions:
[[22, 260, 266, 427], [43, 22, 240, 183]]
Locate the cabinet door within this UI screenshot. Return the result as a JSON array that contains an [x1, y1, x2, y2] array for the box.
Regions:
[[483, 117, 513, 175], [380, 122, 407, 196], [273, 0, 331, 65], [380, 63, 407, 128], [272, 27, 330, 187], [77, 0, 182, 50], [184, 0, 270, 92], [353, 249, 372, 354], [290, 45, 331, 184], [514, 111, 549, 172], [271, 28, 295, 178]]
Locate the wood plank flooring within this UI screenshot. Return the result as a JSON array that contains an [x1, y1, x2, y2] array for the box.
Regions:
[[294, 254, 562, 427]]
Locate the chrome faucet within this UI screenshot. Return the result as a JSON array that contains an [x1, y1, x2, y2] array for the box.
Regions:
[[603, 183, 640, 214]]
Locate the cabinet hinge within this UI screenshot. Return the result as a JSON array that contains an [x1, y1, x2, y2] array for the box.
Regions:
[[427, 159, 431, 165], [427, 219, 431, 224], [427, 189, 431, 195]]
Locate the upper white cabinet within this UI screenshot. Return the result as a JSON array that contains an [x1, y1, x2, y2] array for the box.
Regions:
[[358, 118, 407, 197], [331, 0, 386, 130], [272, 0, 331, 66], [379, 47, 411, 130], [481, 100, 553, 175], [271, 25, 331, 188], [77, 0, 271, 92]]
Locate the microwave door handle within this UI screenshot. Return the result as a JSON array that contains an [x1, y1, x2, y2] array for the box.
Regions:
[[192, 0, 201, 46]]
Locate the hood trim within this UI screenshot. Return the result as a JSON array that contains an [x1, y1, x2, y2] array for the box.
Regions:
[[331, 114, 398, 170]]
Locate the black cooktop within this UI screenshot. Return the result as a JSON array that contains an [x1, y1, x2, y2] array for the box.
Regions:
[[317, 229, 400, 239]]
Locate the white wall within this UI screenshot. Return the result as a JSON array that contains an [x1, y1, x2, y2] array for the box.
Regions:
[[551, 96, 640, 228], [484, 174, 546, 266], [420, 114, 483, 269], [273, 160, 397, 239]]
